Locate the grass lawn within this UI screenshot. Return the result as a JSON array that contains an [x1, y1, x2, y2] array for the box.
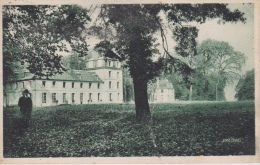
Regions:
[[3, 101, 255, 157]]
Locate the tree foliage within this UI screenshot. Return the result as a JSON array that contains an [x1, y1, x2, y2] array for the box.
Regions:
[[193, 39, 246, 101], [3, 5, 90, 81], [90, 4, 246, 119], [235, 69, 254, 100], [61, 52, 89, 70]]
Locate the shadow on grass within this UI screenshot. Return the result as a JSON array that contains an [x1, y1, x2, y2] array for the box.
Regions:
[[3, 102, 255, 157]]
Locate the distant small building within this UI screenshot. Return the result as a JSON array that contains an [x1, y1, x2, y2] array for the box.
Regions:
[[4, 52, 123, 107], [153, 79, 175, 103]]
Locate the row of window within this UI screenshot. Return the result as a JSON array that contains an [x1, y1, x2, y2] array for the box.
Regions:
[[42, 92, 121, 103], [160, 89, 175, 93], [108, 71, 120, 78], [109, 81, 120, 89], [6, 80, 121, 90], [5, 81, 31, 90], [42, 81, 121, 89], [88, 60, 120, 68], [42, 81, 100, 89], [106, 60, 120, 68]]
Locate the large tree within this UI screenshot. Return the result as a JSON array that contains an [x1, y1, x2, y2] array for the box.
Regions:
[[91, 4, 246, 120], [3, 5, 90, 81], [195, 39, 246, 101]]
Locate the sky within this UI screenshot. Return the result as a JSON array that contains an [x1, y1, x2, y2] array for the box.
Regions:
[[80, 3, 255, 101], [196, 4, 254, 101]]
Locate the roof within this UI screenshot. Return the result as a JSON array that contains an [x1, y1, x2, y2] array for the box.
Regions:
[[87, 49, 118, 61], [6, 70, 103, 83], [158, 79, 174, 89], [72, 70, 103, 82]]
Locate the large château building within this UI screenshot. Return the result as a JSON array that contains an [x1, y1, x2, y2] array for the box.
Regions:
[[3, 54, 123, 107]]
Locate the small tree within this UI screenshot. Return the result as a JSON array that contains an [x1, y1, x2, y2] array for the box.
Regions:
[[235, 69, 254, 100]]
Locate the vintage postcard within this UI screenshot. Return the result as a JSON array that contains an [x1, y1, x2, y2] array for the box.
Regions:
[[0, 0, 259, 164]]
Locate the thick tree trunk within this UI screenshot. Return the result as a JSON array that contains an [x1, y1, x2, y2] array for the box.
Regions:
[[133, 78, 151, 120]]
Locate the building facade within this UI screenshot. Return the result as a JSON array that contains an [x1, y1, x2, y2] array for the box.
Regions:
[[153, 79, 175, 102], [4, 56, 123, 107]]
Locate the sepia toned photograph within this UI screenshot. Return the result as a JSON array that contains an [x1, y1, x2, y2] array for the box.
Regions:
[[1, 0, 259, 163]]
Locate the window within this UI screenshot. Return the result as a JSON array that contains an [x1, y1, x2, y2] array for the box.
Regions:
[[118, 93, 120, 101], [72, 82, 75, 88], [80, 93, 83, 103], [52, 93, 57, 103], [97, 83, 100, 89], [52, 81, 56, 87], [15, 82, 18, 89], [89, 83, 92, 89], [22, 82, 25, 88], [42, 93, 47, 103], [93, 61, 97, 67], [117, 72, 119, 78], [109, 71, 111, 77], [117, 82, 119, 89], [105, 59, 108, 66], [109, 81, 112, 89], [98, 93, 100, 101], [80, 83, 83, 88], [63, 82, 66, 88], [89, 93, 92, 101], [72, 93, 75, 103], [161, 89, 164, 93], [63, 93, 67, 103], [109, 61, 111, 66], [29, 81, 31, 87], [110, 93, 112, 101], [42, 81, 46, 87]]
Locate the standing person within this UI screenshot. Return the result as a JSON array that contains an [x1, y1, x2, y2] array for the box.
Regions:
[[18, 89, 33, 128]]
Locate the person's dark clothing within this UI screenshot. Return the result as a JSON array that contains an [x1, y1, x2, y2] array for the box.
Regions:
[[18, 96, 32, 127]]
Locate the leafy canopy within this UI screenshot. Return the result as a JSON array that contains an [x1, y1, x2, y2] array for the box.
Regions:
[[3, 5, 90, 81], [92, 4, 246, 83]]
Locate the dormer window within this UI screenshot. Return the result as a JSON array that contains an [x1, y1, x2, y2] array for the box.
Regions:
[[42, 81, 46, 87], [105, 59, 108, 66]]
